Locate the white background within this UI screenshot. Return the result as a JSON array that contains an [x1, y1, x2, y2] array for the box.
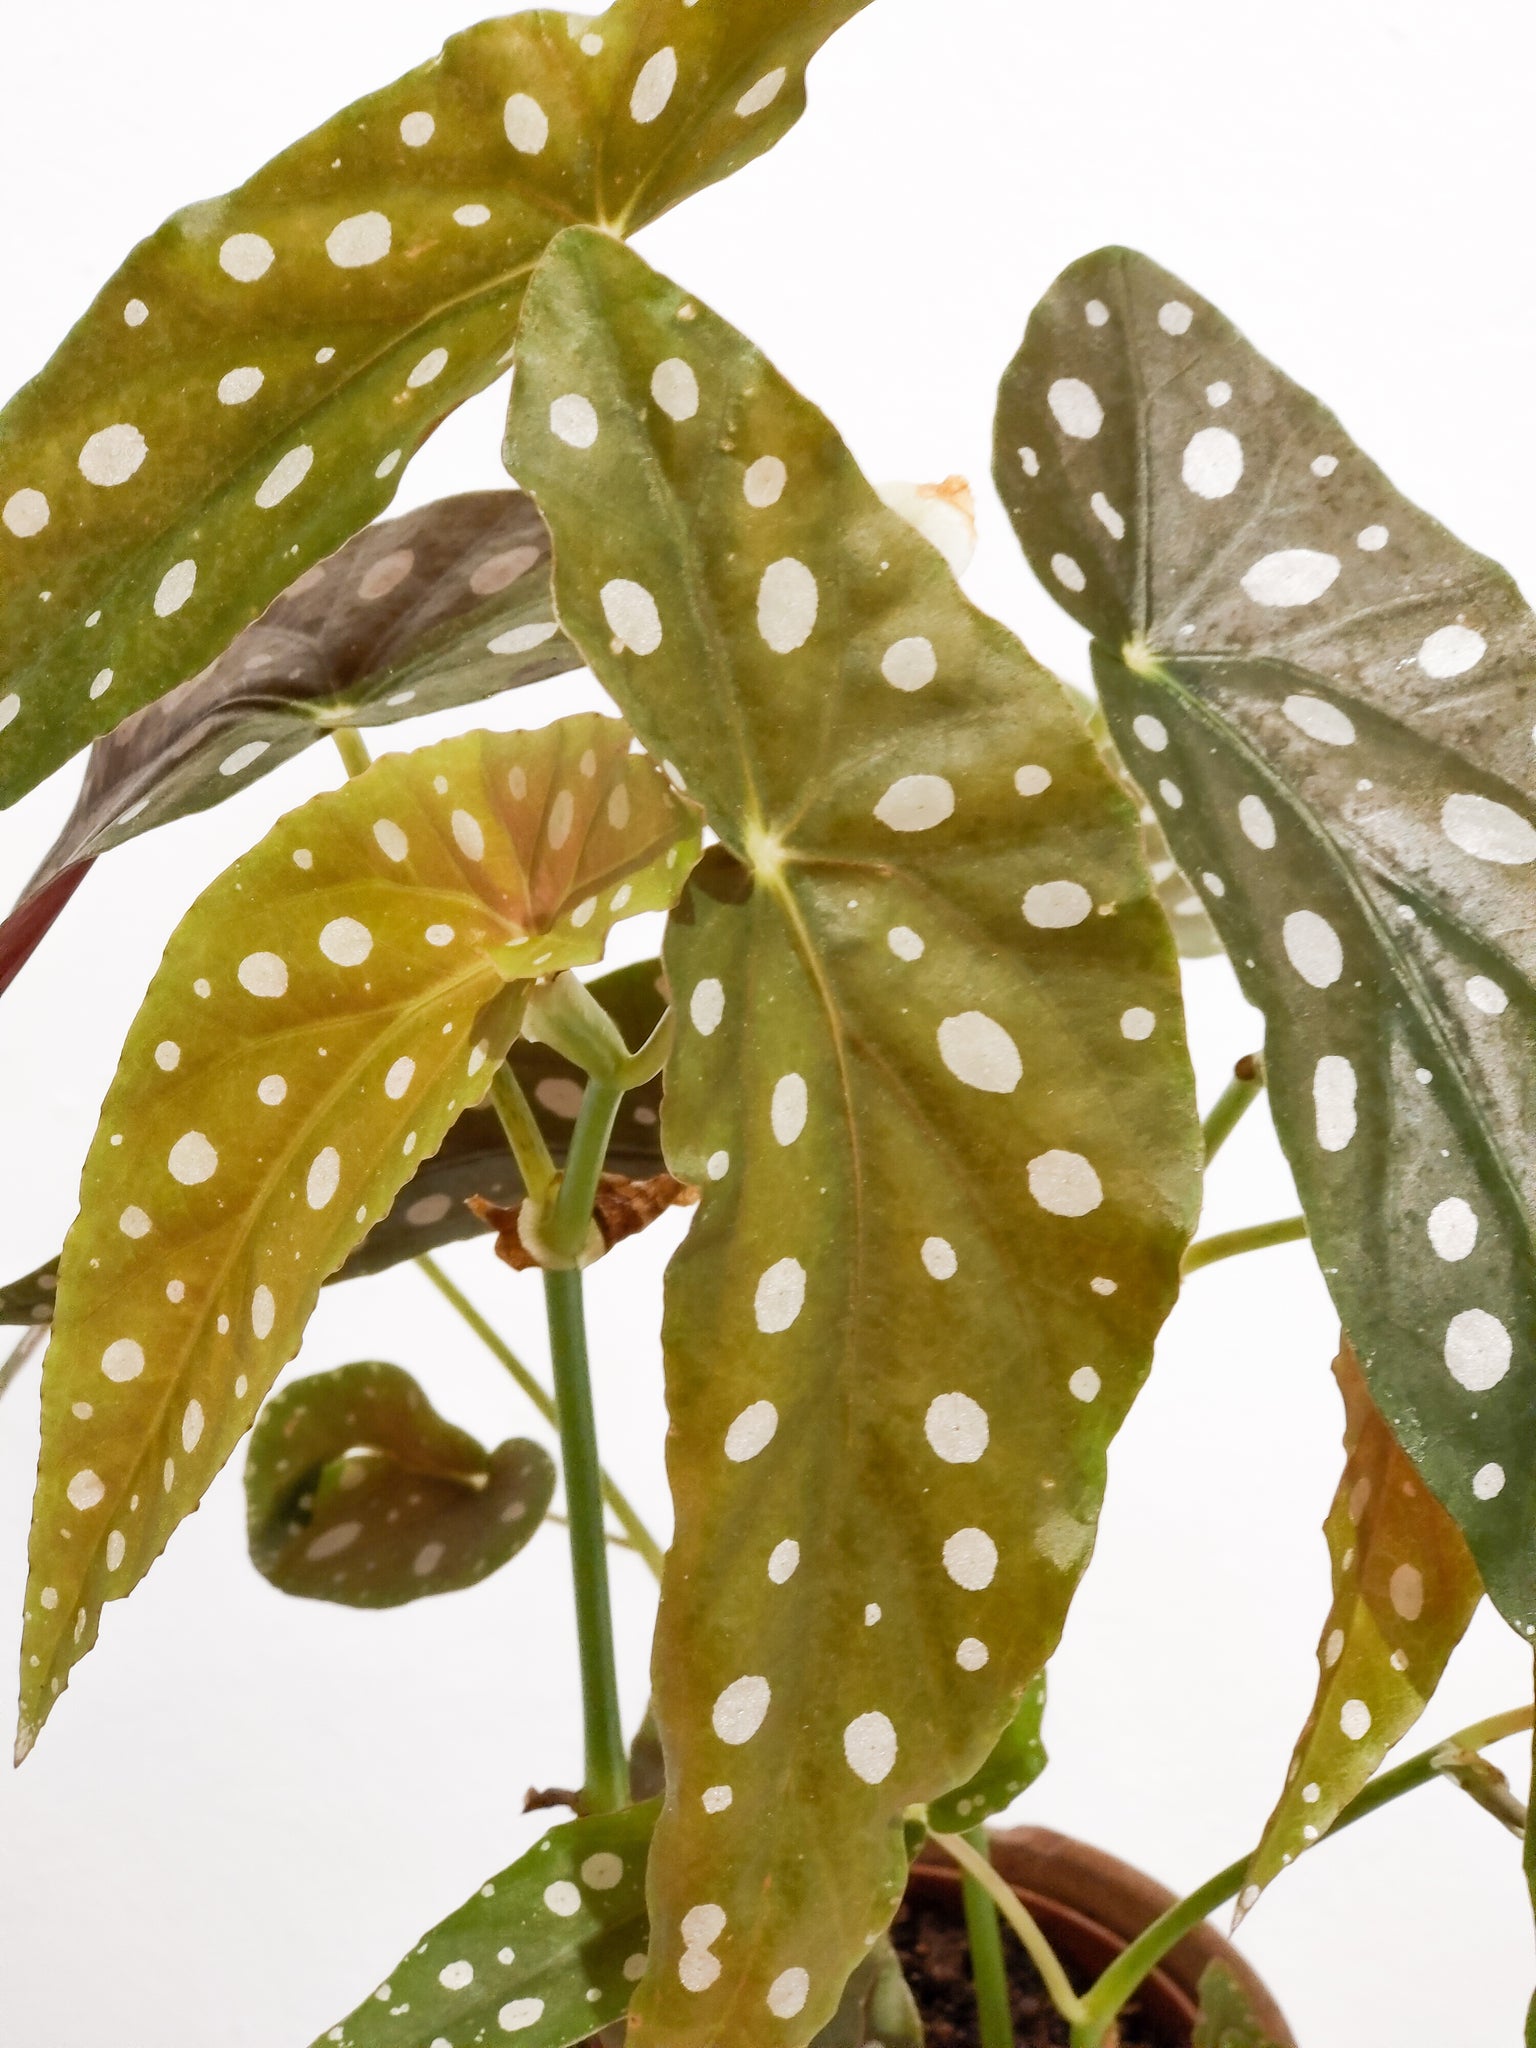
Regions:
[[0, 1, 1533, 2041]]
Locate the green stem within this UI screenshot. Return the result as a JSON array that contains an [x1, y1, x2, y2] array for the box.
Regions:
[[544, 1264, 628, 1814], [934, 1830, 1086, 2027], [414, 1253, 663, 1580], [1201, 1055, 1264, 1164], [332, 727, 373, 779], [1182, 1215, 1308, 1274], [1070, 1704, 1534, 2047], [490, 1063, 558, 1208], [961, 1829, 1018, 2048], [546, 1080, 624, 1261]]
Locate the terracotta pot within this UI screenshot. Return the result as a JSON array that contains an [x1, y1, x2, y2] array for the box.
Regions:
[[912, 1827, 1295, 2047]]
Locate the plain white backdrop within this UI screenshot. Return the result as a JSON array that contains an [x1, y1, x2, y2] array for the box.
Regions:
[[1, 1, 1534, 2041]]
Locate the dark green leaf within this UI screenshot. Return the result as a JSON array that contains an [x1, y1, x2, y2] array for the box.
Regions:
[[1241, 1340, 1480, 1907], [314, 1800, 658, 2048], [928, 1674, 1047, 1833], [507, 227, 1201, 2048], [807, 1939, 922, 2048], [0, 0, 871, 807], [994, 245, 1536, 1631], [1193, 1962, 1285, 2048], [19, 715, 698, 1755], [245, 1361, 553, 1606]]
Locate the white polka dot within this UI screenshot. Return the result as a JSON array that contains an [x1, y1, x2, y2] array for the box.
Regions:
[[251, 1285, 275, 1340], [943, 1527, 997, 1590], [79, 424, 147, 488], [385, 1057, 415, 1100], [630, 47, 677, 123], [1090, 492, 1124, 539], [154, 560, 196, 616], [219, 233, 274, 281], [743, 456, 787, 507], [757, 557, 818, 652], [956, 1638, 988, 1670], [725, 1401, 778, 1462], [1284, 694, 1355, 746], [875, 774, 954, 833], [255, 445, 313, 508], [1047, 378, 1103, 438], [407, 348, 450, 390], [1158, 300, 1193, 335], [921, 1236, 957, 1280], [712, 1675, 770, 1743], [499, 1998, 545, 2031], [1206, 381, 1232, 406], [257, 1075, 287, 1106], [1159, 779, 1183, 809], [924, 1392, 988, 1464], [1312, 455, 1338, 478], [399, 110, 435, 146], [1466, 975, 1508, 1016], [1357, 525, 1389, 551], [1239, 794, 1276, 848], [1069, 1366, 1101, 1403], [938, 1012, 1021, 1093], [1018, 446, 1040, 476], [306, 1147, 341, 1210], [1389, 1562, 1423, 1622], [1120, 1007, 1155, 1040], [1418, 625, 1486, 679], [372, 819, 409, 863], [581, 1852, 623, 1891], [1132, 714, 1168, 751], [1240, 549, 1340, 608], [547, 790, 575, 851], [101, 1338, 145, 1383], [755, 1259, 805, 1334], [123, 298, 149, 327], [320, 917, 373, 966], [3, 489, 49, 536], [1051, 553, 1086, 592], [1282, 910, 1343, 988], [887, 925, 924, 960], [357, 550, 414, 602], [1091, 1276, 1116, 1295], [1015, 765, 1052, 796], [770, 1073, 807, 1145], [487, 623, 561, 663], [443, 812, 485, 868], [406, 1193, 453, 1227], [503, 91, 549, 153], [1027, 1150, 1103, 1217], [690, 979, 725, 1035], [843, 1713, 896, 1786], [1441, 793, 1536, 865], [1428, 1197, 1478, 1262], [543, 1881, 581, 1917], [155, 1040, 180, 1071], [182, 1400, 204, 1453], [601, 578, 662, 654], [88, 669, 113, 700], [436, 1959, 474, 1993], [1182, 427, 1243, 499], [1324, 1628, 1344, 1667], [1474, 1462, 1506, 1500], [1444, 1308, 1511, 1391], [1340, 1699, 1371, 1741], [375, 451, 402, 478], [169, 1132, 217, 1185], [881, 636, 937, 690], [1024, 879, 1092, 928], [106, 1531, 126, 1571], [549, 394, 599, 448], [238, 951, 288, 998], [1313, 1055, 1357, 1152], [326, 212, 391, 268], [454, 204, 492, 227], [219, 740, 268, 776], [67, 1471, 105, 1511], [706, 1150, 730, 1180], [651, 358, 699, 421], [702, 1786, 732, 1813], [735, 66, 787, 116]]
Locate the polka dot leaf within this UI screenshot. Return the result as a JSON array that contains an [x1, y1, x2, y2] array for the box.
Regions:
[[1240, 1340, 1480, 1910], [310, 1797, 658, 2048], [506, 229, 1202, 2048], [995, 246, 1536, 1633], [0, 0, 872, 807], [18, 715, 699, 1756], [244, 1361, 553, 1607], [1192, 1962, 1286, 2048], [807, 1938, 922, 2048], [6, 490, 579, 975], [926, 1673, 1047, 1833]]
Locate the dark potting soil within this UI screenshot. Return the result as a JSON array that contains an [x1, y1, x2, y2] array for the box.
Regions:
[[890, 1891, 1163, 2048]]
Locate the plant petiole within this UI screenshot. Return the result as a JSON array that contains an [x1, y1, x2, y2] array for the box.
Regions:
[[331, 727, 372, 779], [1182, 1215, 1308, 1274], [960, 1827, 1019, 2048], [934, 1827, 1086, 2028], [1201, 1053, 1264, 1164], [490, 1061, 559, 1211]]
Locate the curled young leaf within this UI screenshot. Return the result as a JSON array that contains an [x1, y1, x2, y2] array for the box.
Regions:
[[507, 228, 1201, 2048], [246, 1362, 554, 1607], [927, 1674, 1047, 1834], [313, 1799, 658, 2048], [18, 714, 698, 1755], [0, 0, 871, 808], [995, 246, 1536, 1631], [1241, 1340, 1481, 1908]]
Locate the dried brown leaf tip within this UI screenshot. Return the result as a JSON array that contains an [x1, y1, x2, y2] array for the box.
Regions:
[[468, 1173, 698, 1271]]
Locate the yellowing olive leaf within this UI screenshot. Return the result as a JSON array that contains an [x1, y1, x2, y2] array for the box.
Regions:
[[995, 246, 1536, 1632], [1193, 1962, 1286, 2048], [246, 1361, 553, 1606], [314, 1799, 658, 2048], [927, 1674, 1047, 1833], [0, 958, 669, 1316], [506, 228, 1201, 2048], [1241, 1339, 1481, 1907], [0, 0, 871, 808], [19, 714, 698, 1755]]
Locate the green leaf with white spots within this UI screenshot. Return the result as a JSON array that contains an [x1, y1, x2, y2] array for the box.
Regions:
[[995, 245, 1536, 1633], [807, 1939, 922, 2048], [11, 490, 577, 916], [19, 714, 698, 1755], [927, 1673, 1047, 1833], [313, 1799, 659, 2048], [245, 1361, 553, 1606], [0, 0, 871, 807], [0, 958, 669, 1316], [506, 227, 1202, 2048], [1240, 1339, 1481, 1909], [1193, 1963, 1286, 2048]]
